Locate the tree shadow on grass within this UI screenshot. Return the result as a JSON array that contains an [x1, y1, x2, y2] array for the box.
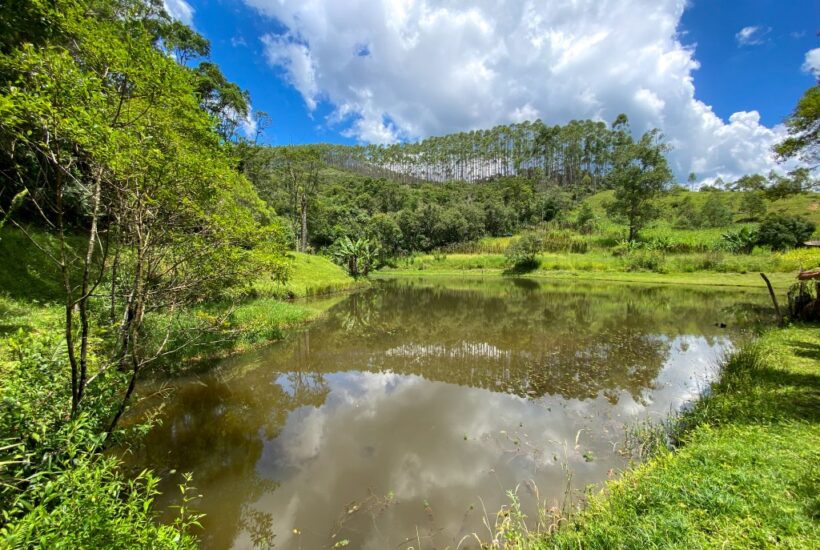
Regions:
[[786, 338, 820, 364], [502, 260, 541, 276]]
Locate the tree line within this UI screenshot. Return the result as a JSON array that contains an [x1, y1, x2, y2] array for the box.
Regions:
[[242, 114, 674, 254], [317, 118, 624, 190]]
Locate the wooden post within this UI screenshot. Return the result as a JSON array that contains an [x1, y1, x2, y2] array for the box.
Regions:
[[760, 272, 783, 326]]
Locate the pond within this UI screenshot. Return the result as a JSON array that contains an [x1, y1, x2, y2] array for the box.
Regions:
[[128, 278, 768, 549]]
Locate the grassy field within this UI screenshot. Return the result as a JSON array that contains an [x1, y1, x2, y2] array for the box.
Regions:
[[381, 190, 820, 290], [521, 325, 820, 549], [376, 267, 799, 293], [253, 251, 368, 299], [583, 188, 820, 226]]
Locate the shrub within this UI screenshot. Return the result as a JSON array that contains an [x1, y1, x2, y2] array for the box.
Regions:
[[739, 192, 767, 221], [612, 239, 641, 257], [756, 214, 816, 251], [575, 203, 597, 234], [673, 196, 701, 229], [624, 250, 667, 273], [721, 227, 757, 254], [699, 193, 734, 227], [0, 332, 198, 547], [505, 233, 541, 270], [1, 421, 200, 549]]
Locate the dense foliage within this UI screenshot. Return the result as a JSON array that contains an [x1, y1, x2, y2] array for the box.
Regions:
[[244, 148, 577, 255], [756, 213, 816, 251], [0, 0, 287, 545]]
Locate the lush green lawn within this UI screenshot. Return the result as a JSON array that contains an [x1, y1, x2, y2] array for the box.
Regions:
[[534, 325, 820, 549], [253, 251, 367, 299]]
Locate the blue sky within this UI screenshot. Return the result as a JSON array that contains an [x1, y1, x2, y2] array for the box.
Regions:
[[167, 0, 819, 181], [678, 0, 817, 127]]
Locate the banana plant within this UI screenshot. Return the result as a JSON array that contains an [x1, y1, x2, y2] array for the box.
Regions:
[[332, 237, 380, 277]]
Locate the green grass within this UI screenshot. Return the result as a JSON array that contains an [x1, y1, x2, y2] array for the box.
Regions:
[[378, 250, 815, 291], [583, 189, 820, 227], [377, 268, 797, 292], [142, 254, 361, 368], [0, 227, 81, 302], [252, 251, 366, 298], [536, 325, 820, 549], [379, 189, 820, 287]]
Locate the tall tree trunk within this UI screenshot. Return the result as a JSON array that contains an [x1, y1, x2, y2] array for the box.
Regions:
[[300, 191, 308, 252], [77, 168, 103, 405], [53, 164, 80, 417]]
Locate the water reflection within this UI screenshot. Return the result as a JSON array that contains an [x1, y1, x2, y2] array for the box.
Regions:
[[129, 278, 765, 549]]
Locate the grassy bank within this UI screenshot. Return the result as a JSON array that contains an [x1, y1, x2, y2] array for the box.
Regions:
[[500, 325, 819, 548], [377, 252, 805, 291], [146, 252, 363, 367], [0, 228, 362, 363], [253, 251, 369, 299]]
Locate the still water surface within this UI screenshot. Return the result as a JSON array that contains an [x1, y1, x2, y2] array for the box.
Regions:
[[131, 278, 767, 549]]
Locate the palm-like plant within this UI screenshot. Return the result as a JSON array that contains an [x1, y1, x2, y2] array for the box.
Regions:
[[332, 237, 380, 277]]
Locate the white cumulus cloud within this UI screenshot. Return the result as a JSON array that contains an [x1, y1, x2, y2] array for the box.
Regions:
[[244, 0, 793, 182], [803, 47, 820, 78], [163, 0, 194, 26]]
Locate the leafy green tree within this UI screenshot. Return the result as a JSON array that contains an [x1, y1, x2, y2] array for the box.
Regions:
[[673, 196, 701, 229], [606, 127, 673, 241], [756, 214, 816, 251], [721, 227, 757, 254], [366, 213, 404, 257], [774, 84, 818, 166], [251, 146, 322, 252], [195, 62, 251, 141], [483, 199, 517, 236], [699, 193, 734, 227], [505, 232, 541, 270], [0, 0, 283, 430], [575, 202, 596, 233], [732, 173, 767, 191], [332, 236, 378, 276], [687, 172, 697, 187], [739, 191, 767, 221], [0, 0, 285, 544], [764, 170, 804, 200], [786, 167, 818, 192]]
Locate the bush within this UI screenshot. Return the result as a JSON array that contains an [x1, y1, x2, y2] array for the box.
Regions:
[[673, 196, 701, 229], [624, 250, 667, 273], [721, 227, 757, 254], [1, 422, 200, 548], [739, 192, 766, 221], [0, 331, 198, 547], [575, 203, 597, 234], [699, 193, 734, 227], [505, 233, 541, 270], [756, 214, 816, 251]]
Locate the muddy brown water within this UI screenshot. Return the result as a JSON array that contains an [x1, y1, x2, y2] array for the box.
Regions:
[[127, 278, 768, 549]]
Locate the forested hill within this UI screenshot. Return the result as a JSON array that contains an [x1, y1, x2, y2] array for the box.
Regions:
[[295, 118, 631, 190]]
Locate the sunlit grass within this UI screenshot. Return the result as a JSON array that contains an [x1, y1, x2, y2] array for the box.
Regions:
[[252, 251, 365, 298], [534, 325, 820, 548]]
